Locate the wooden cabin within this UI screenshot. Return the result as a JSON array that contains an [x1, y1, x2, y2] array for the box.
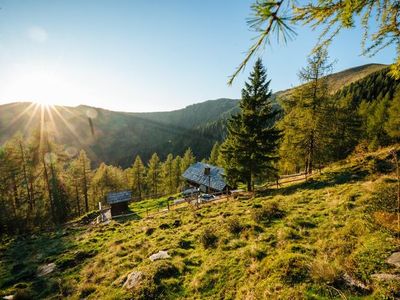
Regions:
[[107, 190, 132, 217], [182, 162, 229, 193]]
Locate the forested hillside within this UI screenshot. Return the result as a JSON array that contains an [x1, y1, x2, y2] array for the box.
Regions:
[[0, 99, 238, 167], [277, 65, 400, 174]]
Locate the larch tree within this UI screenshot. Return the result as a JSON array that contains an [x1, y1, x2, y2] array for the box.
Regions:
[[172, 155, 182, 192], [278, 48, 333, 174], [78, 150, 91, 212], [162, 154, 174, 195], [147, 153, 161, 197], [385, 92, 400, 140], [221, 58, 281, 191], [181, 148, 195, 174], [208, 141, 221, 165], [229, 0, 400, 84], [131, 155, 146, 200]]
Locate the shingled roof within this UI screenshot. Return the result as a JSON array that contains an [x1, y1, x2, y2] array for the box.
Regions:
[[182, 162, 227, 192]]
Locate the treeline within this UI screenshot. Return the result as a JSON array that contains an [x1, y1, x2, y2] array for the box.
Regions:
[[0, 130, 196, 234]]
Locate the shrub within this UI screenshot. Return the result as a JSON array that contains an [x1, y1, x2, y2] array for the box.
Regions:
[[159, 223, 170, 230], [370, 182, 398, 212], [13, 288, 34, 300], [252, 202, 285, 224], [226, 217, 243, 235], [270, 253, 311, 284], [79, 284, 96, 298], [178, 239, 193, 249], [199, 227, 218, 249], [145, 227, 155, 236], [309, 258, 339, 284], [246, 245, 267, 261]]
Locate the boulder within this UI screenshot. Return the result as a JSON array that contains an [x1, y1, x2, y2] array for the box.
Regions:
[[342, 273, 370, 294], [37, 263, 56, 277], [386, 252, 400, 268], [149, 250, 170, 261], [123, 271, 143, 290]]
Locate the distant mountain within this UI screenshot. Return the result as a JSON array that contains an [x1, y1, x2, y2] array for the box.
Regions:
[[0, 99, 239, 167], [0, 63, 388, 167]]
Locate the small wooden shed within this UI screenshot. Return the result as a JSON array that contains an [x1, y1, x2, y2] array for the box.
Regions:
[[107, 190, 132, 217]]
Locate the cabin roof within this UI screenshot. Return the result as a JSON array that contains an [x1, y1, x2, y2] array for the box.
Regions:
[[107, 190, 132, 204], [182, 162, 227, 192]]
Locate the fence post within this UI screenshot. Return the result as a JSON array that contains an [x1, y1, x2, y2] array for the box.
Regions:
[[167, 201, 170, 211]]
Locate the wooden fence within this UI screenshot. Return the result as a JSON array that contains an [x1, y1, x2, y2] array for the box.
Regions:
[[266, 170, 316, 188]]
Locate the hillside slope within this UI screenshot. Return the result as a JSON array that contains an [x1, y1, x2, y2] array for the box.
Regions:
[[1, 146, 399, 299], [276, 63, 387, 98]]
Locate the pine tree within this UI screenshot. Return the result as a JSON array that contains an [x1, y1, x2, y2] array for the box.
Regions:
[[221, 58, 281, 191]]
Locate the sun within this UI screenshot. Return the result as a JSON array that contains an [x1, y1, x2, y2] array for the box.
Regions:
[[33, 98, 54, 107]]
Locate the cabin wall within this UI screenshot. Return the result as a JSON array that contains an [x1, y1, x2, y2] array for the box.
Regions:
[[110, 202, 129, 216]]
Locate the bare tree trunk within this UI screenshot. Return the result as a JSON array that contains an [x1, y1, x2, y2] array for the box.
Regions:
[[42, 157, 54, 221], [308, 131, 314, 175], [19, 142, 32, 209], [75, 180, 81, 216], [81, 158, 89, 213]]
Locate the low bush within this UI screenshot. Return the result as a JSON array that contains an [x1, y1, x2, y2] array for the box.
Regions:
[[269, 253, 311, 284], [199, 227, 218, 249], [79, 284, 96, 298], [369, 182, 398, 212], [252, 202, 285, 224], [226, 217, 244, 235]]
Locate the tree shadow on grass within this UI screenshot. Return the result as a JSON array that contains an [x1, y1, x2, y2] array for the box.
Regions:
[[112, 210, 142, 224], [258, 165, 370, 197], [0, 227, 87, 298]]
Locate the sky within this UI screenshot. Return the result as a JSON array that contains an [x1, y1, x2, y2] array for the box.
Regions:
[[0, 0, 396, 112]]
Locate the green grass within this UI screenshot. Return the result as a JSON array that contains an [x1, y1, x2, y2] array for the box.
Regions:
[[129, 194, 179, 217], [1, 147, 400, 299]]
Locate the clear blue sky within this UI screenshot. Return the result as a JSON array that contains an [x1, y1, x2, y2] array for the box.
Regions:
[[0, 0, 395, 112]]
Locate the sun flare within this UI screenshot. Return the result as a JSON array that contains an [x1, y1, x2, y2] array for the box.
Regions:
[[33, 98, 54, 107]]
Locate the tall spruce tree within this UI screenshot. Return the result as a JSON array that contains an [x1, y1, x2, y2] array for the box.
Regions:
[[221, 58, 281, 191]]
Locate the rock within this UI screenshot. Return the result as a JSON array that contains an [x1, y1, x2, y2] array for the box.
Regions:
[[3, 295, 14, 300], [371, 273, 400, 281], [342, 273, 370, 293], [123, 271, 143, 290], [149, 250, 170, 261], [386, 252, 400, 268], [37, 263, 56, 277]]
